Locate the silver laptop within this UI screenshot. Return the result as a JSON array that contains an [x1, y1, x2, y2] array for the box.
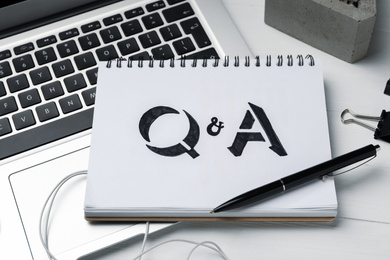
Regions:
[[0, 0, 251, 259]]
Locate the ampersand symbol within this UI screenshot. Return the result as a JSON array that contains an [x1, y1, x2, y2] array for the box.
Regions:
[[207, 117, 224, 136]]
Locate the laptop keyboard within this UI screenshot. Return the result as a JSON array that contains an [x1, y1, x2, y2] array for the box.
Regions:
[[0, 0, 220, 160]]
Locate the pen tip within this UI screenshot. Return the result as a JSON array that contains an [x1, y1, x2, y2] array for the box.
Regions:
[[210, 210, 215, 214]]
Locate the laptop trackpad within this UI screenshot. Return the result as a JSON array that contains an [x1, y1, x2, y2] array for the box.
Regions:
[[9, 147, 152, 260]]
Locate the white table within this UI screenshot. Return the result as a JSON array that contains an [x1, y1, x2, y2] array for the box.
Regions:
[[84, 1, 390, 259]]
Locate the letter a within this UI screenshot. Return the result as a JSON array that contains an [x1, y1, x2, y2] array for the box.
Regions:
[[248, 103, 287, 156], [228, 103, 287, 157]]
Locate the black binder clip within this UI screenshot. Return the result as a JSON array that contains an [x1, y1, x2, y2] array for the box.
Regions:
[[341, 109, 390, 143], [384, 78, 390, 96]]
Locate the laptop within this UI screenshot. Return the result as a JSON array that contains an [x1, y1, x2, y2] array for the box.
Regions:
[[0, 0, 251, 259]]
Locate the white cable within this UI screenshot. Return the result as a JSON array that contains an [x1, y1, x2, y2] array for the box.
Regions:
[[187, 241, 230, 260], [136, 221, 150, 260], [39, 170, 87, 260], [40, 171, 230, 260], [131, 239, 230, 260]]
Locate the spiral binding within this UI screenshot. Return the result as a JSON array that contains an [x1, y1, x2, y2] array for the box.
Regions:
[[106, 55, 316, 68]]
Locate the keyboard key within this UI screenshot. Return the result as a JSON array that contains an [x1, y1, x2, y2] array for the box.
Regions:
[[82, 87, 96, 106], [163, 3, 194, 23], [59, 94, 82, 114], [139, 31, 161, 48], [57, 40, 79, 58], [13, 54, 35, 72], [103, 14, 123, 26], [0, 81, 5, 96], [0, 50, 12, 61], [142, 13, 164, 30], [12, 110, 36, 130], [0, 96, 18, 116], [0, 118, 12, 137], [100, 27, 122, 44], [0, 61, 12, 79], [130, 51, 150, 60], [96, 45, 118, 61], [37, 35, 57, 47], [146, 1, 166, 12], [52, 59, 74, 78], [78, 33, 101, 51], [118, 38, 140, 56], [173, 37, 195, 55], [124, 7, 144, 19], [160, 24, 182, 41], [7, 74, 29, 93], [181, 18, 211, 48], [36, 102, 59, 122], [121, 20, 143, 37], [151, 45, 174, 59], [74, 52, 96, 70], [41, 81, 64, 100], [14, 42, 35, 55], [81, 21, 101, 33], [167, 0, 185, 4], [64, 73, 87, 93], [86, 68, 98, 85], [59, 28, 79, 40], [35, 47, 57, 65], [18, 89, 41, 108], [185, 47, 219, 59], [29, 66, 52, 85], [0, 108, 93, 160]]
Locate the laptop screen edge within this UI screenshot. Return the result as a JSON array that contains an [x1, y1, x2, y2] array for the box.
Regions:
[[0, 0, 123, 40]]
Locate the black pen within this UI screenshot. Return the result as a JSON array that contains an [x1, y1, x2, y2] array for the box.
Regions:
[[211, 144, 380, 213]]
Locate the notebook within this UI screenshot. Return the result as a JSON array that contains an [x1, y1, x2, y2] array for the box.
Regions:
[[84, 55, 338, 221], [0, 0, 252, 259]]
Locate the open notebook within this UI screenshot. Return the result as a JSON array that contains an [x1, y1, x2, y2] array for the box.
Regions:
[[84, 56, 337, 221]]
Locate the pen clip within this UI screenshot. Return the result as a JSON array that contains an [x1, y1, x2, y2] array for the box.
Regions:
[[322, 153, 377, 180]]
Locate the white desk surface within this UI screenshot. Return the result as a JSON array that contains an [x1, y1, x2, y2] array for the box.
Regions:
[[85, 0, 390, 259]]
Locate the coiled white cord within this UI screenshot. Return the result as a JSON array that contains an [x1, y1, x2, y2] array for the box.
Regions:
[[40, 171, 230, 260], [39, 170, 88, 260]]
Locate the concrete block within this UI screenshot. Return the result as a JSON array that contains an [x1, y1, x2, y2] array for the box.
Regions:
[[264, 0, 376, 63]]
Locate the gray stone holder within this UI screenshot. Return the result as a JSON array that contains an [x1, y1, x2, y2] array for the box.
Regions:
[[264, 0, 376, 63]]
